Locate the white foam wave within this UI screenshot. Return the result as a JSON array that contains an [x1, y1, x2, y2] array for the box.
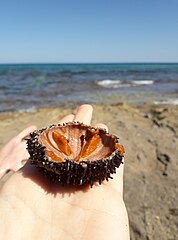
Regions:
[[97, 80, 123, 88], [97, 79, 154, 88], [133, 80, 154, 85], [154, 98, 178, 105]]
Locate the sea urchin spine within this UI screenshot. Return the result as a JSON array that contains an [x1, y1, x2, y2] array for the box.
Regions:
[[26, 122, 124, 187]]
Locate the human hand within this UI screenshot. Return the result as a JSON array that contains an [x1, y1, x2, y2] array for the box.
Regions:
[[0, 104, 130, 240], [0, 125, 36, 179]]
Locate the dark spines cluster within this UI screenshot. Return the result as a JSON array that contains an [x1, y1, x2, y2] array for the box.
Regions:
[[26, 125, 123, 187], [26, 130, 45, 160]]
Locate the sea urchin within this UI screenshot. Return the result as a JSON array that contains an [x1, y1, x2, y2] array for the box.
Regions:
[[26, 122, 124, 187]]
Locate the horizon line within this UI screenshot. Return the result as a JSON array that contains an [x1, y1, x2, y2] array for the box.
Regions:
[[0, 61, 178, 65]]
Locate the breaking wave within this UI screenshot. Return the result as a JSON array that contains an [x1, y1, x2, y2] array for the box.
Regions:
[[97, 79, 154, 88]]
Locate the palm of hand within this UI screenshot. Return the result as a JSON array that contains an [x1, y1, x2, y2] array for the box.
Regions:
[[0, 163, 129, 240]]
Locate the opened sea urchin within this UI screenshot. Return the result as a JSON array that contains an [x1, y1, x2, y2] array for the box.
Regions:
[[26, 122, 124, 187]]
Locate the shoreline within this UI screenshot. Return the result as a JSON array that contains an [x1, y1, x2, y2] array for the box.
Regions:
[[1, 88, 178, 114], [0, 99, 178, 116], [0, 102, 177, 147]]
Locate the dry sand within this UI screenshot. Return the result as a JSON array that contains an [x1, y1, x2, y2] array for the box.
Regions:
[[0, 103, 178, 240]]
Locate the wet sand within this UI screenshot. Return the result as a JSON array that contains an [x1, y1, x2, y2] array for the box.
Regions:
[[0, 103, 178, 240]]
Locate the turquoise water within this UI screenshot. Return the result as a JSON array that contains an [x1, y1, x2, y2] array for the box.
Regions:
[[0, 63, 178, 112]]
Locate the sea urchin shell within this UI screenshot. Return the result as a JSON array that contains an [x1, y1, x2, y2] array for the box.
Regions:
[[26, 122, 124, 187]]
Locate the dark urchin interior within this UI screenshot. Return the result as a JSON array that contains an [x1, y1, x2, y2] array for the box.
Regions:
[[26, 123, 124, 187]]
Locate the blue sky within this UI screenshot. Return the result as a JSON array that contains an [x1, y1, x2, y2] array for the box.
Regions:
[[0, 0, 178, 63]]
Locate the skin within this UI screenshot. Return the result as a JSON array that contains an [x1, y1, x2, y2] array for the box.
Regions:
[[0, 104, 130, 240], [0, 125, 36, 179]]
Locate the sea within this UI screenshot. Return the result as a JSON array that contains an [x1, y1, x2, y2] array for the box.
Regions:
[[0, 63, 178, 112]]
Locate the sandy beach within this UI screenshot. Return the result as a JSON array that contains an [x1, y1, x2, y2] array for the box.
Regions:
[[0, 103, 178, 240]]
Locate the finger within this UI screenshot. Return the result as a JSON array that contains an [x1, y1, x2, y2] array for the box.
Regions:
[[0, 169, 6, 179], [94, 123, 108, 132], [13, 156, 29, 171], [17, 125, 37, 140], [23, 149, 30, 160], [58, 114, 75, 124], [12, 162, 24, 172], [12, 149, 29, 171], [73, 104, 93, 125]]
